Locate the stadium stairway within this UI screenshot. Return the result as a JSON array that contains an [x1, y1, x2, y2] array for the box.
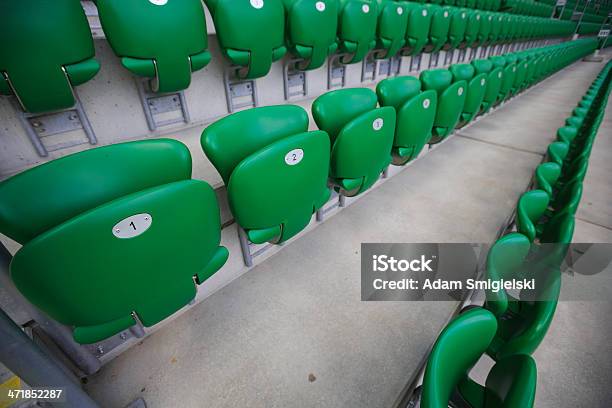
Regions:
[[78, 51, 612, 408]]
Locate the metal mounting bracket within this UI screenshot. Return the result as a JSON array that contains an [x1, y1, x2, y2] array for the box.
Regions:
[[283, 59, 308, 100], [12, 96, 97, 158], [136, 78, 190, 131], [327, 54, 347, 89], [224, 66, 258, 113]]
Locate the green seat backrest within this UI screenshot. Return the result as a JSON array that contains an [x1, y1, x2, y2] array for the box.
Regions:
[[547, 141, 569, 165], [500, 62, 517, 100], [402, 2, 433, 56], [0, 140, 228, 344], [463, 11, 481, 49], [540, 211, 575, 244], [205, 0, 286, 79], [282, 0, 339, 70], [374, 0, 409, 58], [450, 63, 486, 120], [202, 105, 331, 244], [516, 190, 550, 242], [313, 88, 396, 195], [337, 0, 379, 63], [447, 8, 468, 49], [425, 5, 452, 53], [420, 69, 467, 139], [421, 308, 498, 408], [0, 0, 100, 113], [477, 12, 493, 45], [534, 162, 561, 198], [557, 126, 578, 145], [553, 179, 583, 215], [96, 0, 210, 93], [566, 115, 584, 129], [473, 59, 502, 110], [484, 233, 531, 316], [489, 12, 503, 43], [377, 76, 438, 163]]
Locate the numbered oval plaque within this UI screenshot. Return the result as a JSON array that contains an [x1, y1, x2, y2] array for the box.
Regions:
[[113, 214, 153, 239], [316, 1, 326, 11], [285, 148, 304, 166], [251, 0, 264, 9], [149, 0, 168, 5]]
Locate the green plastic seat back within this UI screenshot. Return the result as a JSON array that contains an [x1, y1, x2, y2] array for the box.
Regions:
[[534, 162, 561, 198], [313, 88, 396, 195], [477, 12, 493, 44], [463, 11, 481, 48], [282, 0, 339, 70], [421, 308, 498, 408], [485, 233, 531, 316], [557, 126, 578, 145], [205, 0, 286, 79], [426, 5, 452, 53], [420, 69, 467, 137], [473, 59, 502, 107], [202, 105, 331, 244], [489, 12, 503, 42], [451, 63, 485, 117], [566, 115, 584, 129], [0, 140, 228, 344], [514, 59, 529, 89], [547, 141, 569, 165], [374, 0, 409, 58], [516, 190, 550, 242], [500, 63, 517, 98], [554, 180, 583, 215], [337, 0, 379, 63], [540, 211, 575, 244], [403, 2, 433, 56], [96, 0, 210, 93], [448, 8, 468, 49], [0, 0, 100, 113], [377, 76, 438, 162]]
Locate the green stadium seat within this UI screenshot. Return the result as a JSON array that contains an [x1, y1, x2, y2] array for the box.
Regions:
[[205, 0, 286, 79], [0, 0, 100, 113], [462, 10, 482, 50], [373, 0, 409, 59], [202, 105, 331, 245], [490, 55, 515, 103], [540, 211, 575, 244], [0, 140, 228, 344], [484, 233, 531, 316], [516, 190, 550, 242], [313, 88, 396, 196], [420, 69, 467, 142], [424, 5, 452, 53], [446, 7, 468, 50], [534, 162, 562, 198], [476, 12, 493, 48], [484, 233, 561, 361], [557, 126, 579, 145], [547, 141, 569, 166], [450, 63, 487, 125], [376, 76, 438, 164], [96, 0, 211, 93], [472, 58, 503, 113], [282, 0, 339, 70], [337, 0, 379, 63], [421, 307, 537, 408], [401, 2, 433, 56]]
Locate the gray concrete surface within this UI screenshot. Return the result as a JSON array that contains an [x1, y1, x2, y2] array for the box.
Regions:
[[82, 57, 595, 407]]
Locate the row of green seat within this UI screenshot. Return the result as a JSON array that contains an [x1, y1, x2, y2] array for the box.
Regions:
[[203, 38, 598, 246], [1, 0, 577, 114], [0, 39, 597, 345], [418, 60, 612, 408]]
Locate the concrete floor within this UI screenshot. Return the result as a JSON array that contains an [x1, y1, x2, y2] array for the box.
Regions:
[[83, 58, 612, 407]]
